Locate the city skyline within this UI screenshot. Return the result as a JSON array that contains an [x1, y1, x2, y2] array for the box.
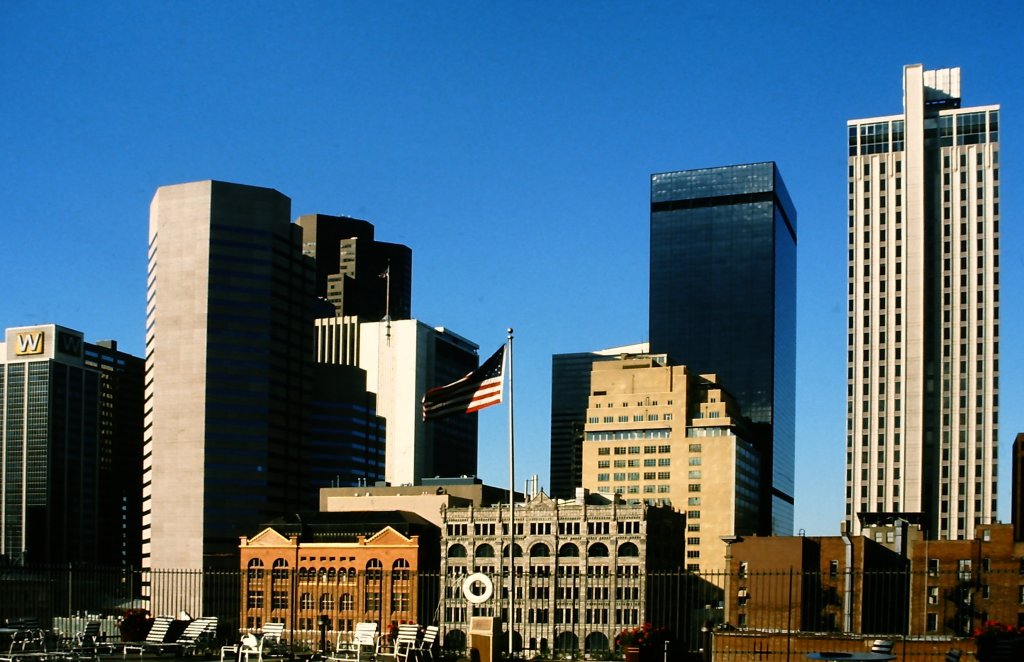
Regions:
[[2, 4, 1021, 536]]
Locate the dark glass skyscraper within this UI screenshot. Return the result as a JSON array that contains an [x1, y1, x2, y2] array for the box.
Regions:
[[2, 325, 142, 566], [549, 342, 648, 500], [84, 339, 144, 568], [2, 325, 99, 564], [649, 162, 796, 535]]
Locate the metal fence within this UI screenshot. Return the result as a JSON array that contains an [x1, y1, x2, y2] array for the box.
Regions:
[[0, 565, 1002, 657]]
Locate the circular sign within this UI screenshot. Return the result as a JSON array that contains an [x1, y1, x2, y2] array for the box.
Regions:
[[462, 572, 494, 604]]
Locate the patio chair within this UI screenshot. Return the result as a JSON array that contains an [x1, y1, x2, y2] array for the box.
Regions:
[[221, 634, 261, 662], [260, 622, 286, 658], [74, 622, 101, 650], [179, 617, 218, 657], [61, 621, 104, 660], [413, 626, 438, 662], [376, 624, 420, 661], [121, 616, 173, 658], [327, 622, 378, 662], [0, 628, 52, 662]]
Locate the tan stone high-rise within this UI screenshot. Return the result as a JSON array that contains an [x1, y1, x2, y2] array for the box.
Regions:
[[846, 65, 1000, 539], [143, 181, 315, 587], [580, 354, 760, 572]]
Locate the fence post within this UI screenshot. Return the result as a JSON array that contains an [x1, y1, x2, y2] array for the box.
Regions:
[[68, 562, 74, 616], [787, 568, 794, 662]]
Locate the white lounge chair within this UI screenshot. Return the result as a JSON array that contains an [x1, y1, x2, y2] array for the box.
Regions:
[[376, 624, 419, 661], [121, 616, 173, 658], [327, 623, 378, 662]]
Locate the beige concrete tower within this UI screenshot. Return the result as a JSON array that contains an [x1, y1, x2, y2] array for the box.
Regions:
[[143, 181, 314, 591], [846, 65, 1000, 539], [580, 354, 760, 572]]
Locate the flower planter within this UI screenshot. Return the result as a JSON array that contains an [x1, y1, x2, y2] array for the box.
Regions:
[[976, 636, 1024, 662], [118, 610, 153, 643]]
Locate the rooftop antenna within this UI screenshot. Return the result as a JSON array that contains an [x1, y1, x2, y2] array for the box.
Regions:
[[381, 260, 392, 345]]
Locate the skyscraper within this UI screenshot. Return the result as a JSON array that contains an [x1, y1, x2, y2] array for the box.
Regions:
[[649, 162, 797, 535], [84, 339, 145, 568], [846, 65, 1000, 540], [1, 325, 142, 566], [549, 342, 648, 499], [2, 325, 98, 564], [144, 180, 315, 577]]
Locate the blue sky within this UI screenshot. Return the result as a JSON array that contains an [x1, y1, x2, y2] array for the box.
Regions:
[[2, 2, 1021, 535]]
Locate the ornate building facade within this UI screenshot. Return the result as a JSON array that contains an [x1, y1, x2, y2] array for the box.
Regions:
[[439, 491, 685, 655]]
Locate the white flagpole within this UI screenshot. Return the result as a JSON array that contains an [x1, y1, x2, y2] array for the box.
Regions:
[[506, 328, 515, 658]]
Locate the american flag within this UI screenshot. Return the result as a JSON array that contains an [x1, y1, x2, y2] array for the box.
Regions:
[[422, 344, 505, 420]]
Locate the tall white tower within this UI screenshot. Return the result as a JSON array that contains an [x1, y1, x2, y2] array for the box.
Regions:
[[846, 65, 1000, 540]]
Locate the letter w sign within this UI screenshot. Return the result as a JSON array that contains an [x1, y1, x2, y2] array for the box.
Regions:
[[15, 331, 45, 355]]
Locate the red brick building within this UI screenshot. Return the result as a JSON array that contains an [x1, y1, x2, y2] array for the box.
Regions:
[[238, 511, 439, 641], [909, 523, 1024, 635], [724, 533, 908, 635], [723, 523, 1024, 637]]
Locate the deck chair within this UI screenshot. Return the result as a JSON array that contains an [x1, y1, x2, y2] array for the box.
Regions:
[[412, 626, 438, 662], [328, 622, 378, 662], [74, 622, 101, 649], [178, 617, 218, 656], [121, 617, 173, 658], [63, 621, 104, 659], [377, 624, 420, 661], [0, 629, 50, 662], [260, 623, 286, 658]]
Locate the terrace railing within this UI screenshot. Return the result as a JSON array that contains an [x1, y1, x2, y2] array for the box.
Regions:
[[0, 564, 1005, 657]]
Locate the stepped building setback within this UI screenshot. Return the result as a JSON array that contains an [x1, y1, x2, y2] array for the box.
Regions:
[[296, 213, 412, 321], [581, 354, 760, 573]]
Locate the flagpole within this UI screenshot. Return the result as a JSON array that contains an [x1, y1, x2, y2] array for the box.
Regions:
[[506, 327, 515, 659]]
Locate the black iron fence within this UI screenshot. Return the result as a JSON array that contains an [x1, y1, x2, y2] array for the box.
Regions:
[[0, 565, 1007, 656]]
